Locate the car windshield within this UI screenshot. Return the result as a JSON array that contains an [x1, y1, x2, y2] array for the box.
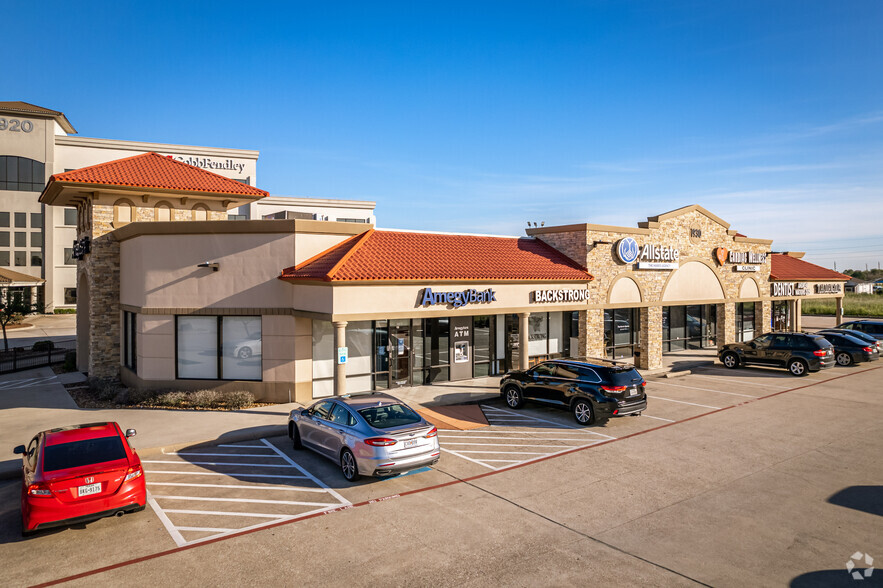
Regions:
[[42, 436, 127, 472], [358, 403, 422, 430], [605, 368, 644, 386]]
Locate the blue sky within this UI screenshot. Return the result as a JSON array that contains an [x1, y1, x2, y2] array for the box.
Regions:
[[5, 1, 882, 271]]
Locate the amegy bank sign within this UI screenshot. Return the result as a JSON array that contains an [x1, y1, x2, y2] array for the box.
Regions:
[[162, 154, 248, 174]]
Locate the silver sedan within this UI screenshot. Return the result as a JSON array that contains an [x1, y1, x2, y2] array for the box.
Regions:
[[288, 392, 440, 481]]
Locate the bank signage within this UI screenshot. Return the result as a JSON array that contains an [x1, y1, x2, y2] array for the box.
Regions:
[[419, 287, 496, 308], [532, 289, 590, 303], [164, 154, 247, 174], [615, 238, 679, 270], [771, 282, 812, 297]]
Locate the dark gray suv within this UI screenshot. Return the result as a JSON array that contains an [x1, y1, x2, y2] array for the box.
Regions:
[[719, 332, 834, 376], [836, 320, 883, 341]]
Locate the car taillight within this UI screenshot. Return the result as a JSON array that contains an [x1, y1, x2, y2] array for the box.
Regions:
[[641, 381, 647, 387], [425, 427, 438, 438], [124, 465, 143, 482], [862, 346, 873, 353], [813, 349, 827, 357], [601, 385, 627, 392], [364, 437, 397, 447], [28, 483, 51, 496]]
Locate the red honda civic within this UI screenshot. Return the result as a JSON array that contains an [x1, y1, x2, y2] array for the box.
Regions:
[[14, 422, 147, 536]]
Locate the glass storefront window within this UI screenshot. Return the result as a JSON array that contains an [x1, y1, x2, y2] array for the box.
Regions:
[[473, 315, 495, 377], [737, 302, 756, 342], [663, 305, 717, 352], [177, 317, 218, 379], [312, 320, 334, 397], [528, 313, 548, 357], [373, 320, 389, 389], [222, 316, 262, 381], [604, 308, 638, 359]]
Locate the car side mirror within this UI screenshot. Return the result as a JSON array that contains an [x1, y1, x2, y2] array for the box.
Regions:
[[125, 429, 137, 438], [13, 445, 25, 455], [749, 342, 757, 349], [301, 409, 310, 416]]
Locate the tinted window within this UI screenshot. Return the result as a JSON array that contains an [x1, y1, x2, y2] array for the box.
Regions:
[[605, 368, 644, 387], [578, 367, 602, 383], [769, 334, 791, 349], [42, 436, 127, 471], [809, 336, 832, 349], [863, 323, 883, 335], [753, 334, 774, 347], [532, 364, 555, 377], [311, 400, 333, 420], [329, 403, 355, 427], [554, 364, 580, 379], [358, 403, 422, 429]]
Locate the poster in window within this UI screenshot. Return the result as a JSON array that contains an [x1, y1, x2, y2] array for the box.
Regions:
[[454, 341, 469, 363]]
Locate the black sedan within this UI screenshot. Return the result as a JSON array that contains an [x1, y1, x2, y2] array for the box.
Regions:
[[818, 332, 879, 366], [816, 329, 881, 354], [500, 359, 646, 425]]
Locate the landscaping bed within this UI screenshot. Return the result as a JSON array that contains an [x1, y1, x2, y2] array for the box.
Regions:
[[65, 379, 269, 411]]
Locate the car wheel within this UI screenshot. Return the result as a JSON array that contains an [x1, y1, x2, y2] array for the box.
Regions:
[[340, 448, 360, 482], [836, 352, 853, 366], [503, 385, 524, 409], [788, 358, 808, 376], [721, 352, 739, 369], [572, 398, 594, 425], [237, 347, 252, 359], [289, 422, 303, 449]]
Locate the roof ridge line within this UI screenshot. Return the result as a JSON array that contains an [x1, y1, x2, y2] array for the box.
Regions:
[[51, 150, 159, 182], [326, 229, 375, 280], [288, 230, 367, 274]]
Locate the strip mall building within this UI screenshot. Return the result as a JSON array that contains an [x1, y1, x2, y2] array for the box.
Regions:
[[39, 154, 849, 403]]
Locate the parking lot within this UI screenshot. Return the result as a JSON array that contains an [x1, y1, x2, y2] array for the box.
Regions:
[[2, 361, 880, 586]]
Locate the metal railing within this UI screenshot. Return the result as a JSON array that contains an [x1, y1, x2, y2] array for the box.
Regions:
[[0, 339, 76, 375]]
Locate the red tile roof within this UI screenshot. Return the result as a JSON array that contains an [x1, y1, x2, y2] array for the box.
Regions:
[[281, 230, 593, 282], [770, 254, 849, 281], [48, 152, 267, 197]]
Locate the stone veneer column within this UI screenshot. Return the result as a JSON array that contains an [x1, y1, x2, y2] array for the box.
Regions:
[[760, 301, 772, 335], [83, 203, 122, 380], [518, 313, 530, 370], [835, 297, 844, 325], [333, 321, 347, 396], [584, 308, 605, 360], [637, 306, 662, 370], [718, 302, 736, 348]]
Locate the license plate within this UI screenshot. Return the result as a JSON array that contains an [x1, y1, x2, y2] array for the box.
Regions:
[[78, 482, 101, 497], [627, 387, 638, 397], [403, 439, 418, 449]]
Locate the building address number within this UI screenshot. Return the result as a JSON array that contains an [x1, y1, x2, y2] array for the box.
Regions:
[[0, 118, 35, 133]]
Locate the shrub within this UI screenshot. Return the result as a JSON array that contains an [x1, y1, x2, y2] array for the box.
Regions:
[[63, 350, 77, 372], [32, 340, 55, 352], [188, 389, 220, 408], [154, 391, 187, 407], [220, 390, 255, 410], [54, 308, 77, 314], [87, 377, 122, 402], [125, 388, 157, 406]]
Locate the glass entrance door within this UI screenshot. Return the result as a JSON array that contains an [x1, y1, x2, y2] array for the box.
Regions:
[[389, 320, 411, 388], [505, 314, 520, 371]]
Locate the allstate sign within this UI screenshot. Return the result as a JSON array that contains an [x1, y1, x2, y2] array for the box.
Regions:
[[616, 238, 640, 264]]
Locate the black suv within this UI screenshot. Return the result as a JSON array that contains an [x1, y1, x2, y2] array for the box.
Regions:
[[499, 359, 647, 425], [836, 320, 883, 341], [719, 332, 834, 376]]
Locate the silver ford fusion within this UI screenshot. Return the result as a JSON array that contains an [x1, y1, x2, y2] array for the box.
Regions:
[[288, 392, 440, 481]]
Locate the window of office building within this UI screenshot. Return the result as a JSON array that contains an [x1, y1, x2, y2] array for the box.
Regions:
[[30, 232, 42, 247], [64, 208, 77, 226], [176, 316, 262, 381], [14, 251, 26, 266], [14, 232, 25, 247], [0, 156, 45, 192], [0, 232, 8, 247], [30, 252, 42, 267], [14, 213, 26, 228], [0, 212, 8, 227], [63, 288, 77, 305], [30, 213, 41, 228], [0, 251, 8, 266]]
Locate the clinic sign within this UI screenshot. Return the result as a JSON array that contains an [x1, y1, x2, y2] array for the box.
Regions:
[[419, 287, 497, 308], [616, 238, 679, 270], [771, 282, 812, 297], [715, 247, 765, 272]]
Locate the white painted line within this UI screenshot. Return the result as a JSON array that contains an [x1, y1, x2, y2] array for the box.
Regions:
[[652, 380, 757, 398], [438, 429, 598, 435], [692, 368, 793, 385], [686, 373, 791, 389], [439, 447, 499, 470], [441, 442, 574, 449], [640, 414, 676, 422], [485, 405, 618, 439], [142, 460, 296, 468], [162, 509, 292, 518], [144, 470, 309, 480], [259, 439, 351, 506], [646, 395, 720, 409], [485, 417, 537, 421], [151, 495, 338, 507], [439, 435, 594, 441], [176, 526, 235, 533], [479, 459, 527, 463], [145, 482, 330, 493], [163, 452, 287, 458], [217, 444, 271, 449], [178, 506, 347, 547], [448, 450, 553, 455], [147, 491, 187, 547]]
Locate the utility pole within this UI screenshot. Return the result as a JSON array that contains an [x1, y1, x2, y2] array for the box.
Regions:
[[833, 261, 837, 271]]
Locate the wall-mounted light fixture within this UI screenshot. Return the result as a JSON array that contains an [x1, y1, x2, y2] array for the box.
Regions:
[[197, 261, 220, 272], [592, 240, 612, 247]]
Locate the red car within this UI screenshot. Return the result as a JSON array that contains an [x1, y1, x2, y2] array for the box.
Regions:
[[14, 422, 147, 536]]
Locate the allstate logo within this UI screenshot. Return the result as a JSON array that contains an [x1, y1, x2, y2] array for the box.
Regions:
[[616, 237, 639, 264]]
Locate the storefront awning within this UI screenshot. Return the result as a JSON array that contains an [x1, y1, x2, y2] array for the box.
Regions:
[[0, 268, 45, 286]]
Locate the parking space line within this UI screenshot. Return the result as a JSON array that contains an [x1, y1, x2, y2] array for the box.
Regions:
[[143, 470, 309, 480], [442, 442, 576, 448], [161, 509, 291, 518], [143, 460, 297, 468], [687, 373, 793, 389], [646, 395, 720, 409], [175, 527, 235, 533], [151, 495, 339, 507], [439, 435, 594, 441], [147, 493, 187, 547], [483, 405, 618, 439], [217, 444, 268, 448], [640, 414, 675, 422], [259, 438, 351, 506], [163, 452, 280, 458], [438, 429, 599, 435], [440, 448, 500, 470], [146, 482, 330, 493], [451, 450, 553, 455], [693, 368, 795, 385], [651, 380, 757, 398]]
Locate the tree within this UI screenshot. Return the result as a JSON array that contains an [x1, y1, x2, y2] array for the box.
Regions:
[[0, 298, 43, 352]]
